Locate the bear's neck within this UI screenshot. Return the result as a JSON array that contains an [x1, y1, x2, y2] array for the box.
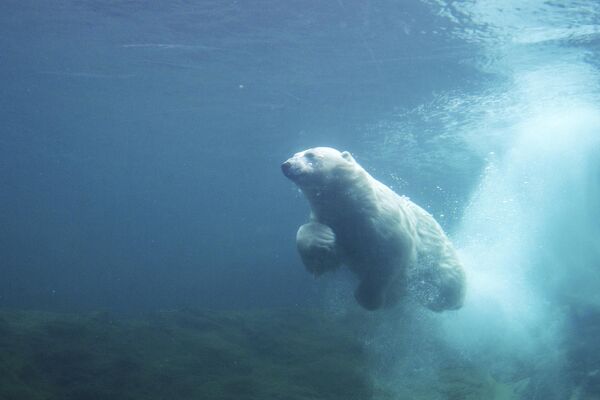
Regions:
[[303, 168, 378, 225]]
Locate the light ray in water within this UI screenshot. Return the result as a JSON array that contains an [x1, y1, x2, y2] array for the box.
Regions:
[[364, 2, 600, 397], [36, 71, 136, 79], [438, 2, 600, 396], [121, 43, 224, 50]]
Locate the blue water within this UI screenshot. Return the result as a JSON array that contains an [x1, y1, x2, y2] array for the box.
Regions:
[[0, 0, 478, 311], [1, 1, 600, 398]]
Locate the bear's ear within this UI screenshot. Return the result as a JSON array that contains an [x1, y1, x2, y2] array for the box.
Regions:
[[341, 151, 355, 163]]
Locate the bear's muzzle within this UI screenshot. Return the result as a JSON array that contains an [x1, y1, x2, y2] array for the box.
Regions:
[[281, 160, 293, 177]]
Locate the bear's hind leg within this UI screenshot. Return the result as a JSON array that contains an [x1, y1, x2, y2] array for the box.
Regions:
[[411, 261, 466, 312], [296, 222, 340, 276], [354, 274, 389, 311]]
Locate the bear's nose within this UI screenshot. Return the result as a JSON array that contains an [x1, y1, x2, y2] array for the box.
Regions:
[[281, 161, 292, 176]]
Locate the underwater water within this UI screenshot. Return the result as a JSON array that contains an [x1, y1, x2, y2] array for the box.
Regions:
[[1, 0, 600, 399]]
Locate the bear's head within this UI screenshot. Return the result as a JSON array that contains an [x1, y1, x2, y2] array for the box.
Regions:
[[281, 147, 357, 191]]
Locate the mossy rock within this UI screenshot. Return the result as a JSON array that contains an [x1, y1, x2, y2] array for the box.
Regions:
[[0, 308, 372, 400]]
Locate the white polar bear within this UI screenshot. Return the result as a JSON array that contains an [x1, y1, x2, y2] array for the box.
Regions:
[[282, 147, 466, 311]]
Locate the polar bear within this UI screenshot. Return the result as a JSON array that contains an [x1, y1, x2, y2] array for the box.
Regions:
[[282, 147, 466, 312]]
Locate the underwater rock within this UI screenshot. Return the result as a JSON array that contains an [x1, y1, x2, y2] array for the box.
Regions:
[[0, 309, 372, 400]]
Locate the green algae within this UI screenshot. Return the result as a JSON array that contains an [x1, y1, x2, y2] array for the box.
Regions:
[[0, 309, 372, 400], [0, 308, 536, 400]]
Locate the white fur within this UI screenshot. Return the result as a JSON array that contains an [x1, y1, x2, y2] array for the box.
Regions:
[[282, 147, 466, 311]]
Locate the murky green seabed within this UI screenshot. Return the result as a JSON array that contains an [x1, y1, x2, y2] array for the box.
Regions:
[[4, 308, 593, 400]]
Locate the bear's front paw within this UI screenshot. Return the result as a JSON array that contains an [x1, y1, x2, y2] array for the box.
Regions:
[[296, 222, 340, 276]]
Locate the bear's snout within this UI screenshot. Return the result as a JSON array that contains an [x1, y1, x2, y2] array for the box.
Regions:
[[281, 160, 293, 177]]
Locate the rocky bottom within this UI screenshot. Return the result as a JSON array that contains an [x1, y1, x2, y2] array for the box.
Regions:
[[0, 307, 597, 400]]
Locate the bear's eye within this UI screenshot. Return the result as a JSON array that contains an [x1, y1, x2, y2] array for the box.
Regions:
[[305, 152, 316, 159]]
